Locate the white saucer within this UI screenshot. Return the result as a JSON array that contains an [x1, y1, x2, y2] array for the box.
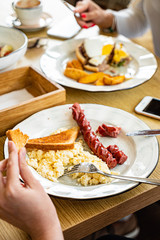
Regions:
[[6, 12, 53, 32]]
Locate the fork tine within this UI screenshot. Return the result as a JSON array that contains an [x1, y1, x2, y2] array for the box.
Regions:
[[71, 164, 80, 170], [63, 170, 75, 175], [64, 164, 80, 175]]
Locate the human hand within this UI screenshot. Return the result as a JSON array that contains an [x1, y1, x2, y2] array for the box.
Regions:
[[0, 141, 64, 240], [74, 0, 114, 29]]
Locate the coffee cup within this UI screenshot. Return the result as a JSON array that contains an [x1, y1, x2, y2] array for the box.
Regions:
[[12, 0, 43, 26]]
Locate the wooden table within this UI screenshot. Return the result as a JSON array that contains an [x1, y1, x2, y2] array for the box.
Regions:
[[0, 1, 160, 239]]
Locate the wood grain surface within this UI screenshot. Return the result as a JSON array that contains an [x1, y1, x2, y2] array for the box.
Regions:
[[0, 0, 160, 239]]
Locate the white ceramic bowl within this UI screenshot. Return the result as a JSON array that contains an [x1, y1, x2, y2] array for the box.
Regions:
[[0, 26, 28, 71]]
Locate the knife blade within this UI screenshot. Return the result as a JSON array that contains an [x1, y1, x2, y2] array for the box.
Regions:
[[126, 129, 160, 136]]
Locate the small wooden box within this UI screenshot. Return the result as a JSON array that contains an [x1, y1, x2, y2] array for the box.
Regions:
[[0, 66, 66, 136]]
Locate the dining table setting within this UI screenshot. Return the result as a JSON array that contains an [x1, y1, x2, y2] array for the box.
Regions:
[[0, 0, 160, 239]]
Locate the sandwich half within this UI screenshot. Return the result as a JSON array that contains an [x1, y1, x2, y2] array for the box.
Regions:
[[76, 38, 115, 72], [76, 38, 131, 72]]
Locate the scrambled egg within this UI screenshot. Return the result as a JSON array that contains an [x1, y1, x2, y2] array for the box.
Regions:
[[27, 140, 112, 186]]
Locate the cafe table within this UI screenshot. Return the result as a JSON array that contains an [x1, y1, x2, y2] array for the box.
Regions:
[[0, 0, 160, 239]]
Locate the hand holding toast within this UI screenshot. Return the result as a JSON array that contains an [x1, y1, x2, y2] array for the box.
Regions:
[[0, 141, 64, 240]]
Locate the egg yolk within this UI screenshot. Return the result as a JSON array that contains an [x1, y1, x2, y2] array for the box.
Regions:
[[113, 49, 128, 63], [102, 44, 113, 55]]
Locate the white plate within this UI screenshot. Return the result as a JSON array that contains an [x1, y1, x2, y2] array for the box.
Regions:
[[40, 35, 157, 92], [6, 12, 53, 32], [4, 104, 159, 199]]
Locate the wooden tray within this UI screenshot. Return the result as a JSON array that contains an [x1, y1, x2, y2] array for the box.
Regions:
[[0, 66, 66, 136]]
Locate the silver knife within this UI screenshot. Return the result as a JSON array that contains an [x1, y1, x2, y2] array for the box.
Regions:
[[126, 129, 160, 136]]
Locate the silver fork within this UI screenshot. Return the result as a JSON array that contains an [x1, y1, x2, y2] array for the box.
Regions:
[[61, 0, 80, 18], [61, 0, 93, 25], [62, 162, 160, 186]]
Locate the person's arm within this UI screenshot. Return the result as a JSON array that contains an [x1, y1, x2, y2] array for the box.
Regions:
[[74, 0, 148, 36], [0, 141, 64, 240], [142, 0, 160, 57], [109, 0, 149, 38]]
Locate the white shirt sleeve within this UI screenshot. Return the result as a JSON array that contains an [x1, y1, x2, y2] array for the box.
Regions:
[[109, 0, 149, 38], [108, 0, 160, 57], [144, 0, 160, 57]]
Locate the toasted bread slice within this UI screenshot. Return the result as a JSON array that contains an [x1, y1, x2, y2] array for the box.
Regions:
[[6, 128, 29, 151], [84, 64, 99, 72], [25, 126, 80, 150], [75, 44, 87, 65], [76, 44, 99, 72]]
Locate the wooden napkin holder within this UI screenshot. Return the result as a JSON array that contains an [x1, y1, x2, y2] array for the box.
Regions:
[[0, 66, 66, 136]]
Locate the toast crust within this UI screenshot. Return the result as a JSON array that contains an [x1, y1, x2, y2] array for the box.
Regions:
[[84, 64, 99, 72], [25, 126, 80, 150], [6, 129, 29, 151], [75, 45, 87, 65], [25, 142, 75, 150], [76, 44, 100, 72]]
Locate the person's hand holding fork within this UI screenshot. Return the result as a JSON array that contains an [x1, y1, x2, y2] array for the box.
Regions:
[[74, 0, 114, 29]]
